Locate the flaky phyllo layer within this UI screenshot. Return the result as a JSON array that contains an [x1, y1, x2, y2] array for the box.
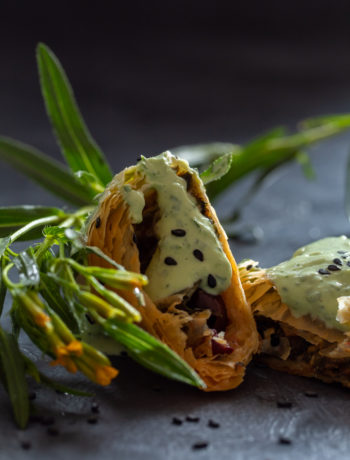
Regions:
[[239, 260, 350, 388], [87, 152, 258, 391]]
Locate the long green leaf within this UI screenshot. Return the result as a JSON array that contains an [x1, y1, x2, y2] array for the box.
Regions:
[[0, 206, 65, 239], [0, 258, 7, 317], [0, 137, 93, 206], [0, 327, 29, 428], [102, 319, 205, 388], [37, 43, 113, 186], [0, 237, 10, 257]]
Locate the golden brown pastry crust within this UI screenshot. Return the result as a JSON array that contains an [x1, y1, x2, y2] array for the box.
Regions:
[[87, 156, 258, 391], [239, 260, 350, 387]]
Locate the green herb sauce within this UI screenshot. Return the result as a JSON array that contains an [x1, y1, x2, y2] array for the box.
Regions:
[[267, 236, 350, 331], [128, 152, 232, 301], [120, 184, 145, 224]]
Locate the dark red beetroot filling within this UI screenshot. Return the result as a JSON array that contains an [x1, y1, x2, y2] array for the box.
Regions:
[[187, 289, 233, 355]]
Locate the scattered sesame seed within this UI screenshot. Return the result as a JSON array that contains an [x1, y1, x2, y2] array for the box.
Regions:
[[207, 274, 217, 288], [21, 441, 31, 450], [208, 420, 220, 428], [192, 442, 208, 450], [95, 217, 101, 229], [29, 414, 43, 424], [277, 401, 293, 409], [172, 417, 183, 425], [333, 258, 342, 266], [193, 249, 204, 261], [87, 416, 98, 425], [164, 257, 177, 266], [347, 261, 350, 267], [186, 415, 200, 422], [328, 264, 340, 271], [318, 269, 330, 275], [41, 416, 55, 426], [91, 402, 99, 414], [304, 391, 318, 398], [246, 264, 253, 270], [47, 427, 59, 437], [279, 437, 292, 445], [171, 229, 186, 237]]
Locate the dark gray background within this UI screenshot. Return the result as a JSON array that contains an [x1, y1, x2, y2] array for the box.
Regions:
[[1, 1, 350, 458]]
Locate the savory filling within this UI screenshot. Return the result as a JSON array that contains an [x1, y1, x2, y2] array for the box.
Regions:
[[132, 155, 233, 358], [256, 316, 350, 381]]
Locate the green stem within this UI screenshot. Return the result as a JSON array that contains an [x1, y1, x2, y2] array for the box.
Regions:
[[2, 263, 19, 290], [10, 215, 62, 244], [35, 236, 55, 264]]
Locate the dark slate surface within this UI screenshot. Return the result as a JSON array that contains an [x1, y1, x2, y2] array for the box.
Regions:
[[2, 3, 350, 458]]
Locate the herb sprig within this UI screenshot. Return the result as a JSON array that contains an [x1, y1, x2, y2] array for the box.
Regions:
[[0, 44, 205, 427]]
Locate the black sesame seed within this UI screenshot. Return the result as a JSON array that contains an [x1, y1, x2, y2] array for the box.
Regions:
[[21, 441, 31, 450], [91, 402, 99, 414], [347, 261, 350, 267], [172, 417, 183, 425], [29, 414, 43, 424], [333, 258, 342, 266], [95, 217, 101, 229], [279, 437, 292, 445], [207, 274, 217, 288], [29, 391, 36, 401], [328, 264, 340, 271], [192, 442, 208, 450], [47, 427, 59, 437], [193, 249, 204, 261], [246, 264, 253, 270], [133, 233, 137, 244], [338, 250, 347, 254], [86, 314, 95, 325], [318, 268, 330, 275], [208, 419, 220, 428], [186, 415, 200, 422], [304, 391, 318, 398], [164, 257, 177, 266], [171, 229, 186, 237], [41, 416, 55, 426], [87, 416, 98, 425], [136, 156, 142, 162], [270, 334, 280, 347], [277, 401, 293, 409]]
